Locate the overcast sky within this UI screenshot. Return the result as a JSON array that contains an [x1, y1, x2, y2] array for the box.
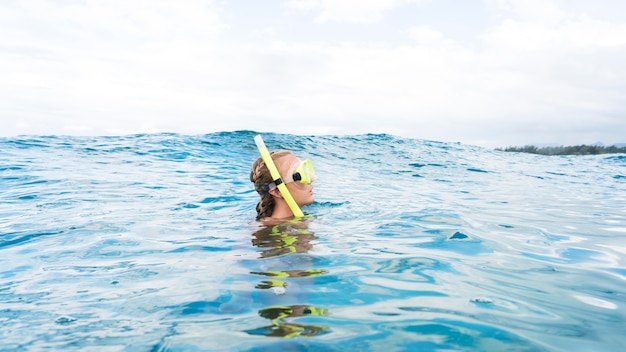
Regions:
[[1, 0, 625, 147]]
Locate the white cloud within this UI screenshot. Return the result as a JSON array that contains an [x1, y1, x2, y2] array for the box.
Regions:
[[284, 0, 426, 23], [0, 0, 226, 134], [482, 13, 626, 51], [486, 0, 565, 24], [1, 0, 625, 147], [1, 0, 223, 54], [407, 25, 445, 44], [284, 0, 319, 11]]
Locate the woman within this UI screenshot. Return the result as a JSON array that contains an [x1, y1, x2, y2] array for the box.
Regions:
[[248, 149, 328, 337], [250, 150, 315, 221]]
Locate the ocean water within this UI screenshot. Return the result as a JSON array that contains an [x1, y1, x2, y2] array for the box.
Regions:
[[1, 131, 625, 351]]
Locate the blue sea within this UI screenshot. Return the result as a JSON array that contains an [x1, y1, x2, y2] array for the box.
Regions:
[[1, 131, 625, 351]]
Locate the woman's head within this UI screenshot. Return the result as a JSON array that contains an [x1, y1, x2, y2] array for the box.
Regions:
[[250, 150, 315, 220]]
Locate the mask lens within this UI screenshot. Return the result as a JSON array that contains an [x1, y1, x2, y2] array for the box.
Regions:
[[284, 159, 315, 184], [295, 160, 315, 184]]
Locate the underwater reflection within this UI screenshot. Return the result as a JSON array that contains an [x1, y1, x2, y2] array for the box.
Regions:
[[248, 221, 330, 338], [251, 269, 328, 290], [245, 305, 330, 338], [251, 221, 318, 258]]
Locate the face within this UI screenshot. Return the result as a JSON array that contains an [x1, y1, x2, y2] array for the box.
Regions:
[[277, 154, 315, 207]]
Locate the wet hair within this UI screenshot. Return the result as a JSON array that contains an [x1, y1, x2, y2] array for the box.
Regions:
[[250, 150, 292, 220]]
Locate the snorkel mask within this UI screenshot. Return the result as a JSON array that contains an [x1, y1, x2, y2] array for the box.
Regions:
[[254, 135, 309, 218], [284, 159, 316, 185]]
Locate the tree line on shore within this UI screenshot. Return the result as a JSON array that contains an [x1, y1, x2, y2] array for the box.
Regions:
[[496, 144, 626, 155]]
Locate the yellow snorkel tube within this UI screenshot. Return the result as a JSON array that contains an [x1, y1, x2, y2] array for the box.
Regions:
[[254, 135, 304, 218]]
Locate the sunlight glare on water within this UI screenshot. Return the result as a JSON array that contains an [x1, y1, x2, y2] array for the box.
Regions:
[[1, 132, 625, 351]]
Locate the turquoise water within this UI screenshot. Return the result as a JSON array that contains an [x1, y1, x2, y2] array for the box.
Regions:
[[1, 131, 625, 351]]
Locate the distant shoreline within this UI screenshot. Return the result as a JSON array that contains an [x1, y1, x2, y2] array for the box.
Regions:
[[496, 145, 626, 155]]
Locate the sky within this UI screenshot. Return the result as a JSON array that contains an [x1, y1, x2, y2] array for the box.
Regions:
[[1, 0, 625, 147]]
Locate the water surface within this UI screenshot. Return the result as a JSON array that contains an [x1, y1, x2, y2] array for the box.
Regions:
[[1, 132, 625, 351]]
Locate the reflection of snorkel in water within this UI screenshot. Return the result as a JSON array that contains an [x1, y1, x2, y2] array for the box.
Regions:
[[244, 305, 330, 338], [251, 222, 318, 258], [250, 221, 327, 293]]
